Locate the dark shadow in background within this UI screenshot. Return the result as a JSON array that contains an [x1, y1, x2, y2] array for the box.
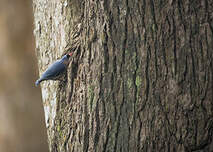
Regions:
[[0, 0, 48, 152]]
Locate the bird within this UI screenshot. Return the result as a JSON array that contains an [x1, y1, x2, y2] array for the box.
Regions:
[[35, 52, 73, 86]]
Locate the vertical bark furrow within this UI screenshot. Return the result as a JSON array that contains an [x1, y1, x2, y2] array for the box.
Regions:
[[145, 45, 150, 103], [189, 33, 196, 84], [149, 0, 158, 31], [102, 123, 109, 152], [83, 94, 89, 152], [172, 16, 177, 76], [93, 100, 100, 152], [113, 114, 121, 152], [103, 24, 109, 73]]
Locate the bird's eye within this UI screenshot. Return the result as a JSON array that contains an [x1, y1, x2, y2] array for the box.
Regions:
[[66, 54, 70, 58]]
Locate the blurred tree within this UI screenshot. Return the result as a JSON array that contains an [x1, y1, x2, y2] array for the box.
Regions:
[[0, 0, 48, 152], [33, 0, 213, 151]]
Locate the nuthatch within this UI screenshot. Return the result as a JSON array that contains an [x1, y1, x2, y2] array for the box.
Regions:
[[35, 52, 73, 86]]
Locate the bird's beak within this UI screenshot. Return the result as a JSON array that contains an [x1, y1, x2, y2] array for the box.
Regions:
[[69, 52, 73, 56]]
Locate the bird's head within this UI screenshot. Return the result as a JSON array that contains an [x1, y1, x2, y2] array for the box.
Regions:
[[67, 52, 73, 58], [62, 52, 73, 61]]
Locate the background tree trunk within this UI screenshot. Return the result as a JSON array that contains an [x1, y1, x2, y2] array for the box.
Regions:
[[33, 0, 213, 151]]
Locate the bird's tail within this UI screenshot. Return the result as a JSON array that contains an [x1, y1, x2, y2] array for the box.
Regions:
[[35, 79, 41, 86]]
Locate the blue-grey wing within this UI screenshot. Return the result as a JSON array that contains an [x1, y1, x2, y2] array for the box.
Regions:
[[41, 60, 66, 80]]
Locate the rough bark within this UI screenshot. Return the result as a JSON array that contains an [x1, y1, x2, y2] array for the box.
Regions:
[[33, 0, 213, 151]]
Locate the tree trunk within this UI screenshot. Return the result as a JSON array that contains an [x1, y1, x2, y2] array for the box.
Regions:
[[33, 0, 213, 151]]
